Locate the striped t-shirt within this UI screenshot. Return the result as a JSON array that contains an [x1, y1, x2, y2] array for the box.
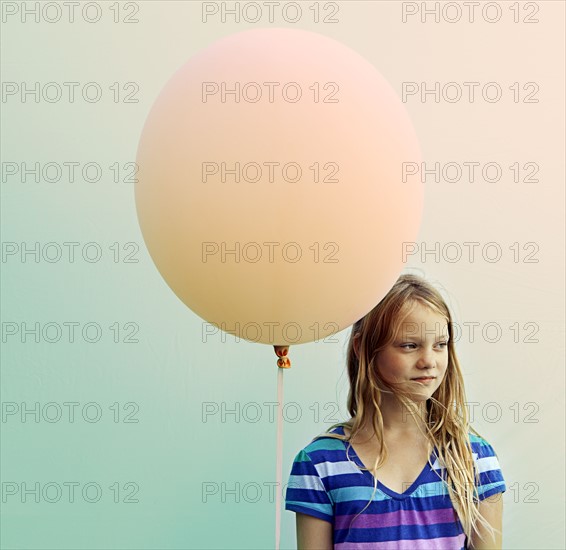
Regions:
[[285, 425, 506, 549]]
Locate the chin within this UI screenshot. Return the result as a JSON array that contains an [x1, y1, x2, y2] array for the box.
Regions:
[[411, 392, 432, 403], [413, 395, 430, 403]]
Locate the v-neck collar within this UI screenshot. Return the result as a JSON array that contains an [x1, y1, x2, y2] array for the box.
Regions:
[[334, 425, 437, 500]]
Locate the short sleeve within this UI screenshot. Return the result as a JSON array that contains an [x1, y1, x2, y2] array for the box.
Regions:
[[285, 449, 334, 523], [473, 437, 507, 501]]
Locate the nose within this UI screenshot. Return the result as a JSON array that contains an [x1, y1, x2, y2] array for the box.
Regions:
[[416, 347, 436, 370]]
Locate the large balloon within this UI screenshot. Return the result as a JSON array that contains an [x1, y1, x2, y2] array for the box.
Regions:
[[135, 28, 423, 345]]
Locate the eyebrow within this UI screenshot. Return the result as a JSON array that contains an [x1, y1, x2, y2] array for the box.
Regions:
[[397, 335, 450, 341]]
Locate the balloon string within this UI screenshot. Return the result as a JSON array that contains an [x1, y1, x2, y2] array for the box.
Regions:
[[273, 345, 289, 550], [273, 345, 291, 550], [275, 366, 284, 550]]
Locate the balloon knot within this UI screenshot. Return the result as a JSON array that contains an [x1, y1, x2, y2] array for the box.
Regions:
[[274, 345, 291, 369]]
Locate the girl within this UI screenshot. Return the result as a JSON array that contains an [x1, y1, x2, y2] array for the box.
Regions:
[[285, 273, 506, 549]]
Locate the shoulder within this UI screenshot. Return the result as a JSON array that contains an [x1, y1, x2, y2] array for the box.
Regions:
[[287, 425, 349, 513], [290, 425, 348, 473], [295, 425, 347, 456], [468, 431, 502, 460], [467, 431, 507, 500]]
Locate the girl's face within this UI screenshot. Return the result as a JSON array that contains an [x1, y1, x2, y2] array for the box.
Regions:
[[375, 302, 449, 401]]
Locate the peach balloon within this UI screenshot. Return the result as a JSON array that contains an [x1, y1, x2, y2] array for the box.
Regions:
[[135, 28, 423, 345]]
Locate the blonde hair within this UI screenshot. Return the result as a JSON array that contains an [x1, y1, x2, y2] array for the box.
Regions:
[[316, 273, 498, 544]]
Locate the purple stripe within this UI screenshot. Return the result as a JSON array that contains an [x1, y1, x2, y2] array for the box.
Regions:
[[335, 507, 458, 530], [336, 534, 466, 550]]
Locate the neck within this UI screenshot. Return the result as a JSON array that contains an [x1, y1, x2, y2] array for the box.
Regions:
[[358, 393, 428, 439]]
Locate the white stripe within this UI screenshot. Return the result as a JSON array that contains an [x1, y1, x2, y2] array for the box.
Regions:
[[287, 474, 326, 492], [318, 460, 364, 477], [432, 454, 499, 474], [476, 455, 500, 473], [431, 458, 444, 470]]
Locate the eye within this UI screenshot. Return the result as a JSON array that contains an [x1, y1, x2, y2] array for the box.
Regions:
[[400, 343, 417, 350], [436, 342, 448, 348]]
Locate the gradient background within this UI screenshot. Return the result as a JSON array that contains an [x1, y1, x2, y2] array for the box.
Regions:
[[1, 1, 564, 549]]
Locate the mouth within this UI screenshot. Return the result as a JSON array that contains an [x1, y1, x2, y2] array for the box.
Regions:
[[411, 377, 436, 383]]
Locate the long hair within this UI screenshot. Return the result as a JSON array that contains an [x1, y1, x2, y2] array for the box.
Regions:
[[315, 273, 498, 544]]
